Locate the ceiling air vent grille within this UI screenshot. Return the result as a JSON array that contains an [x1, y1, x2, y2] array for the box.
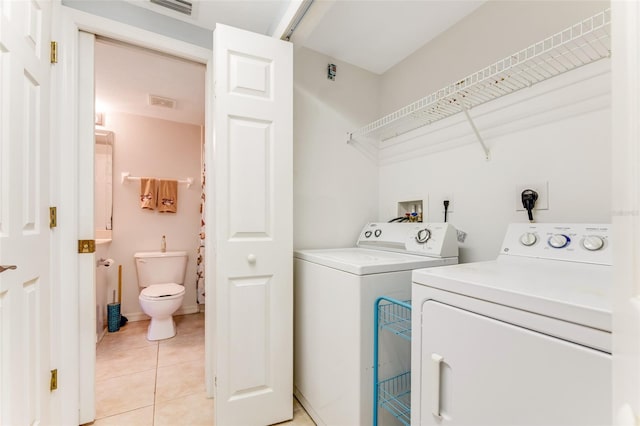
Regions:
[[150, 0, 193, 16], [148, 94, 177, 109]]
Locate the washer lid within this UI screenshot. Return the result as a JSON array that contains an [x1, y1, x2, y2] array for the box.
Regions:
[[141, 283, 185, 298], [294, 247, 457, 275]]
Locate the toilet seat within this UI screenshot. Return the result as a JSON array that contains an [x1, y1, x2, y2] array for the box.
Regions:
[[140, 283, 185, 300]]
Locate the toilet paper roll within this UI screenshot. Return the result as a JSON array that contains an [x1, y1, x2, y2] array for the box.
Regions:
[[98, 258, 114, 267]]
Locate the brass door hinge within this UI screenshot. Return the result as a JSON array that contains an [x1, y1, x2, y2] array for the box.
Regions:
[[78, 240, 95, 254], [50, 41, 58, 64], [50, 369, 57, 391], [49, 207, 57, 228]]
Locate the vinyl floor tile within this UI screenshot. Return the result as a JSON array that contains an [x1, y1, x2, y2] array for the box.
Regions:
[[96, 344, 158, 381], [92, 406, 154, 426], [153, 391, 214, 426], [155, 359, 205, 402], [95, 369, 156, 419], [95, 313, 315, 425]]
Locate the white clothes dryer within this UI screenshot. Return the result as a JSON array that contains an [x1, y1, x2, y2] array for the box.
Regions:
[[411, 223, 612, 426], [294, 222, 459, 426]]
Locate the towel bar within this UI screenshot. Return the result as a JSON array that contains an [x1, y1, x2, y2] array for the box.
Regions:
[[121, 172, 193, 189]]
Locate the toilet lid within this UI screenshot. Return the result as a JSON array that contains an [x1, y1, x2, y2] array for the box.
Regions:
[[141, 283, 185, 298]]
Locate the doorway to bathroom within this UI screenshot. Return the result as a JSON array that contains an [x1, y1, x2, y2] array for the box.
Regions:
[[64, 13, 294, 424], [89, 34, 208, 423]]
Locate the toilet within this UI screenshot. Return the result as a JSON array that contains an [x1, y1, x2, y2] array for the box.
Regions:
[[134, 251, 188, 340]]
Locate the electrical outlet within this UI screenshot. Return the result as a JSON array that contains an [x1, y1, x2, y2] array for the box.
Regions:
[[441, 196, 454, 214], [515, 182, 549, 211]]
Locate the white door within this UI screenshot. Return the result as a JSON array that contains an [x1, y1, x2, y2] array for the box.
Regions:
[[212, 24, 293, 425], [0, 0, 52, 424]]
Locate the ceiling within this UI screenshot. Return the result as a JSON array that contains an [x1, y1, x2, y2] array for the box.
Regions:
[[294, 0, 484, 75], [94, 0, 485, 126], [95, 38, 206, 126]]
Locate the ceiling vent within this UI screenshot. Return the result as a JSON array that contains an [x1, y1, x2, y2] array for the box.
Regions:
[[149, 0, 193, 16], [148, 94, 177, 109]]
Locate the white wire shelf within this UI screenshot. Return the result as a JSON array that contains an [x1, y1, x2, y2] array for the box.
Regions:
[[378, 299, 412, 341], [378, 371, 411, 426], [348, 8, 611, 156]]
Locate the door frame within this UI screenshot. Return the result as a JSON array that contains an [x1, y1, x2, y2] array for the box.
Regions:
[[611, 1, 640, 424], [51, 5, 213, 424]]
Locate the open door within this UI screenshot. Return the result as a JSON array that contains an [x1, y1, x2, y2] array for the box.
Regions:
[[0, 0, 53, 424], [211, 24, 293, 425]]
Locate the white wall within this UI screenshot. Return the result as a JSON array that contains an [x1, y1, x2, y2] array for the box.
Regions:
[[293, 47, 380, 249], [377, 1, 611, 263], [103, 112, 202, 320]]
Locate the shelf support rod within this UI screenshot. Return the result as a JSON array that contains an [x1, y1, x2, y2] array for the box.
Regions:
[[460, 102, 490, 160]]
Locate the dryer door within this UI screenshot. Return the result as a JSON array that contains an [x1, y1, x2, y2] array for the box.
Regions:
[[416, 301, 611, 426]]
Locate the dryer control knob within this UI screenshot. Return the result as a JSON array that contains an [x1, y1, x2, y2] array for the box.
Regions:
[[416, 228, 431, 243], [582, 236, 605, 251], [374, 229, 382, 237], [364, 231, 372, 238], [548, 234, 570, 249], [519, 232, 537, 246]]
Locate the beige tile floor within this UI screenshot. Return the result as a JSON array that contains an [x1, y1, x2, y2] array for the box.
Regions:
[[91, 313, 315, 426]]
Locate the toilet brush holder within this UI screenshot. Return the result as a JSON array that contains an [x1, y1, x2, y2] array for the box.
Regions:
[[107, 302, 121, 332]]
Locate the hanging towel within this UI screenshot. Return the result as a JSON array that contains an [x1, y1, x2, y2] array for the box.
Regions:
[[158, 179, 178, 213], [140, 178, 156, 210]]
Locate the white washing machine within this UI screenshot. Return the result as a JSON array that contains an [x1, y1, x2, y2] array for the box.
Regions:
[[294, 222, 459, 426], [411, 223, 612, 426]]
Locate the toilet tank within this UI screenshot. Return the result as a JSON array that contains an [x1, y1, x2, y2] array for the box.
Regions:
[[134, 251, 188, 288]]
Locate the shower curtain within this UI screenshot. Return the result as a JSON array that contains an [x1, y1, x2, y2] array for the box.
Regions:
[[196, 142, 206, 305]]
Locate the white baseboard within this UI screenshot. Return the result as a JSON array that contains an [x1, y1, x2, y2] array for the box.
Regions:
[[96, 327, 107, 344], [123, 304, 200, 322]]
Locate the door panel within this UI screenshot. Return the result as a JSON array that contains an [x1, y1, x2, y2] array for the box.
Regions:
[[213, 23, 292, 425], [228, 116, 272, 238], [228, 275, 271, 397], [0, 0, 51, 424], [418, 301, 611, 426]]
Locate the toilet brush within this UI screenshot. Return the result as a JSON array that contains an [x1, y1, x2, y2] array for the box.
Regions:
[[118, 265, 128, 327]]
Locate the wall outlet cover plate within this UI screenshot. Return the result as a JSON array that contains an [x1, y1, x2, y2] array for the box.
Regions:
[[515, 181, 549, 211]]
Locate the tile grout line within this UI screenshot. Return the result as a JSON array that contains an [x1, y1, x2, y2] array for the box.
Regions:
[[153, 340, 159, 426]]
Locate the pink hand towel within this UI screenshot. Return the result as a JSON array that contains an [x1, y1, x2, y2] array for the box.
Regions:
[[140, 178, 156, 210], [158, 179, 178, 213]]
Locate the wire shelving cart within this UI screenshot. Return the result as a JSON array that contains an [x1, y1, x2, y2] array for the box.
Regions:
[[373, 296, 412, 426]]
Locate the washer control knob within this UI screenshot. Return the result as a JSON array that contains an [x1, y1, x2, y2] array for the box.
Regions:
[[374, 229, 382, 238], [548, 234, 570, 249], [519, 232, 537, 246], [416, 228, 431, 243], [582, 236, 605, 251], [364, 231, 372, 238]]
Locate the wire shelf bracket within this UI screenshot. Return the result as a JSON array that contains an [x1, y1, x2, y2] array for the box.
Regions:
[[348, 8, 611, 160], [460, 102, 490, 160]]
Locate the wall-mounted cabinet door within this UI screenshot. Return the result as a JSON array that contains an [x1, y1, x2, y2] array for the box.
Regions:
[[211, 23, 293, 425]]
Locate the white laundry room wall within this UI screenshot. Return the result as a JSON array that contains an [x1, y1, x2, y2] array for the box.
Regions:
[[375, 0, 611, 263], [104, 112, 202, 320], [293, 47, 380, 249]]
